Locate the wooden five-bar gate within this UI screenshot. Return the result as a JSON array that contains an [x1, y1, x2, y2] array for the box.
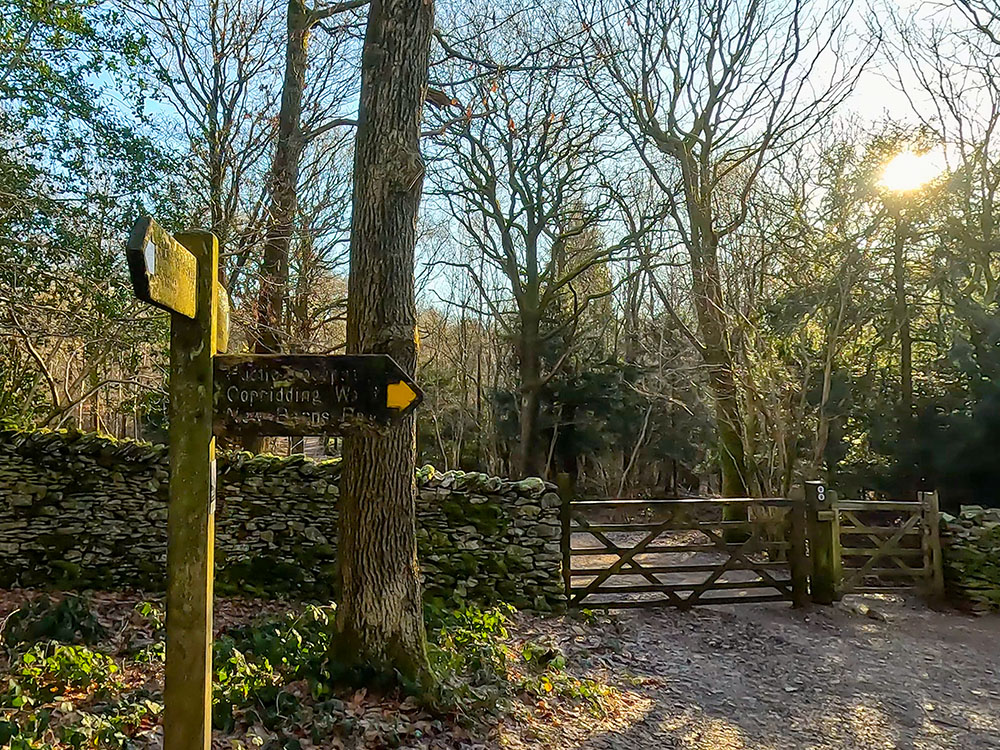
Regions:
[[812, 486, 945, 599], [560, 486, 811, 609], [559, 477, 944, 609]]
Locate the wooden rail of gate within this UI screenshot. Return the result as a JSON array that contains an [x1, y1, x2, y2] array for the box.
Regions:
[[838, 493, 941, 598], [559, 479, 809, 610], [804, 482, 944, 601]]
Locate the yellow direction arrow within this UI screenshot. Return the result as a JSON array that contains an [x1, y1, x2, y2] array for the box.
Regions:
[[383, 355, 423, 416], [387, 379, 420, 411], [127, 216, 230, 353]]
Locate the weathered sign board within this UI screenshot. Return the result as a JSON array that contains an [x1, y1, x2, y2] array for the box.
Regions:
[[213, 353, 423, 437], [127, 216, 231, 352]]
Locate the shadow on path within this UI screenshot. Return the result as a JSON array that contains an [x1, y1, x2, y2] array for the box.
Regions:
[[520, 596, 1000, 750]]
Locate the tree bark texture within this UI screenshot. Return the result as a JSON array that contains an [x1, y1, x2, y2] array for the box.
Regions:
[[256, 0, 310, 355], [664, 147, 752, 506], [689, 231, 750, 502], [892, 214, 916, 499], [893, 221, 912, 418], [517, 313, 543, 479], [336, 0, 433, 683]]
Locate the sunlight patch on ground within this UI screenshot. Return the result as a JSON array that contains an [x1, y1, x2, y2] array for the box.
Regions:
[[501, 689, 655, 749], [658, 711, 777, 750], [942, 702, 1000, 733], [846, 703, 897, 749], [678, 719, 748, 749]]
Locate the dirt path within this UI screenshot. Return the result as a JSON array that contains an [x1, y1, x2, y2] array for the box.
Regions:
[[509, 596, 1000, 750]]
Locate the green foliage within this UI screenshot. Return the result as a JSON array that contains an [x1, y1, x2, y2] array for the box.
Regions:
[[132, 601, 164, 631], [0, 0, 164, 255], [0, 592, 161, 747], [0, 0, 179, 427], [1, 595, 105, 651], [125, 601, 165, 663], [0, 345, 48, 428], [0, 689, 161, 749], [0, 597, 609, 747], [514, 637, 607, 708], [0, 710, 55, 749], [424, 604, 513, 719], [211, 601, 605, 734], [489, 348, 713, 491], [516, 667, 609, 706], [220, 604, 335, 681], [211, 605, 335, 731], [423, 604, 608, 718], [520, 639, 565, 671], [55, 695, 162, 750], [2, 643, 120, 709], [211, 603, 521, 735], [20, 643, 118, 692], [212, 643, 290, 732]]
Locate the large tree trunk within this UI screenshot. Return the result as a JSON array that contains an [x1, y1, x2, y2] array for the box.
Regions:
[[690, 242, 750, 499], [518, 385, 542, 478], [335, 0, 433, 685], [245, 0, 309, 453], [517, 315, 543, 478], [685, 210, 750, 539], [255, 0, 310, 355], [675, 152, 750, 504], [892, 215, 916, 499], [813, 350, 834, 471]]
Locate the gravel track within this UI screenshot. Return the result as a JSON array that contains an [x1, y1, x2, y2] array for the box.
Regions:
[[510, 596, 1000, 750]]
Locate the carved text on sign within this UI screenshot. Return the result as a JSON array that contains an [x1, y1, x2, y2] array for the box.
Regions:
[[213, 354, 422, 437]]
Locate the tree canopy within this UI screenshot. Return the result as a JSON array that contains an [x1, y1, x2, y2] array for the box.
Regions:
[[2, 0, 1000, 511]]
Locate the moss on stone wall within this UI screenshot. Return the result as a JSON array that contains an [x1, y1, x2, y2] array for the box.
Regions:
[[0, 427, 565, 611], [941, 506, 1000, 613]]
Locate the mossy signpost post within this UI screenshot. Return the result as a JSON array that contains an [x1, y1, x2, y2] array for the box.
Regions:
[[125, 215, 422, 749], [127, 217, 226, 750]]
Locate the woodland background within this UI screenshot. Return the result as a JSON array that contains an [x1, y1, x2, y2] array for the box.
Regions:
[[4, 0, 1000, 507]]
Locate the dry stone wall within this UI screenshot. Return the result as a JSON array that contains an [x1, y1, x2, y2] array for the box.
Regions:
[[940, 506, 1000, 613], [0, 427, 566, 611]]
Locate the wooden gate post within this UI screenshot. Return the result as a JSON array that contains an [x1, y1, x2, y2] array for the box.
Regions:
[[788, 497, 810, 608], [557, 473, 573, 602], [919, 490, 945, 602], [805, 481, 840, 604]]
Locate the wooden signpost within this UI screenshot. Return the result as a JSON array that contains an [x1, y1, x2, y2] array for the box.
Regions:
[[213, 353, 423, 438], [125, 216, 424, 749], [126, 216, 228, 750]]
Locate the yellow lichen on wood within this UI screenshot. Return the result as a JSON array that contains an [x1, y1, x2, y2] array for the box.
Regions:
[[164, 230, 219, 750], [127, 217, 198, 319], [215, 282, 230, 354]]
